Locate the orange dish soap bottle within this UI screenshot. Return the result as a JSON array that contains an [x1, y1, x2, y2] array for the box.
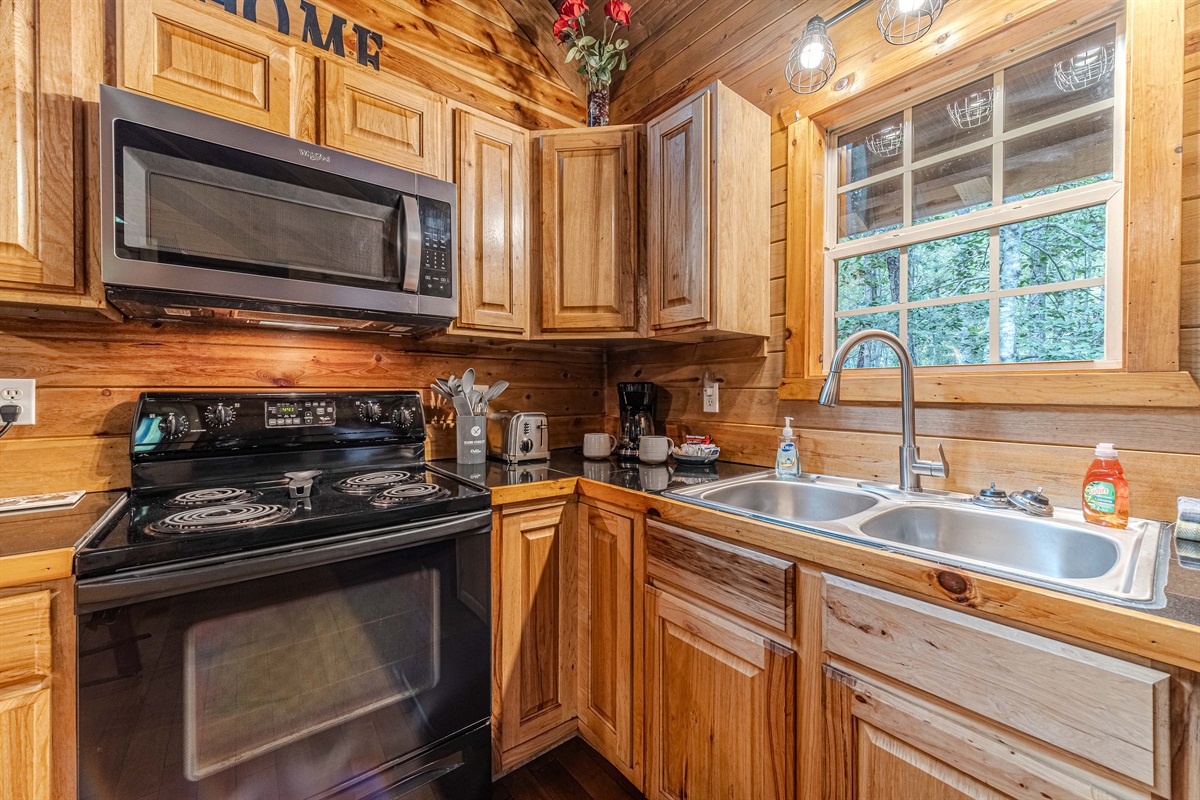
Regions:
[[1082, 443, 1129, 528]]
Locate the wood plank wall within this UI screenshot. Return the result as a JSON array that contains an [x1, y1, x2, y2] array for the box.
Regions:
[[0, 321, 606, 497], [608, 0, 1200, 522]]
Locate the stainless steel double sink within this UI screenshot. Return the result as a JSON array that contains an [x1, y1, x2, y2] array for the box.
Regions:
[[665, 472, 1168, 603]]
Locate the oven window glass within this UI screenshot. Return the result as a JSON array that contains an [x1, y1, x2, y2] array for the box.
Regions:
[[78, 533, 489, 800], [113, 119, 406, 291]]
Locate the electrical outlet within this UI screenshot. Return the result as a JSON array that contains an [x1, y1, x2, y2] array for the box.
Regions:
[[703, 383, 719, 413], [0, 379, 36, 425]]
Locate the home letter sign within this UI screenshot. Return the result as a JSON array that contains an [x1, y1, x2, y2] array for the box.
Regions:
[[200, 0, 384, 70]]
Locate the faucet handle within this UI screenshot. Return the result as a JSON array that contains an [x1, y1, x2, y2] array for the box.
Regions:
[[912, 443, 948, 479]]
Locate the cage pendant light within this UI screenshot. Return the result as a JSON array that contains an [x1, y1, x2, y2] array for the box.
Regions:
[[877, 0, 944, 45], [785, 16, 837, 94]]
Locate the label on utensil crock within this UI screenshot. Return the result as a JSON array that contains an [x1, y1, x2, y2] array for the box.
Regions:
[[1084, 480, 1117, 514]]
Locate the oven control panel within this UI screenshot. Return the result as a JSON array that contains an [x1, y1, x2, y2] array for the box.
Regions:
[[132, 391, 426, 455]]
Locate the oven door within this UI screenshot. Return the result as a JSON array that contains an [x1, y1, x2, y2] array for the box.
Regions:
[[76, 511, 491, 800], [100, 86, 456, 320]]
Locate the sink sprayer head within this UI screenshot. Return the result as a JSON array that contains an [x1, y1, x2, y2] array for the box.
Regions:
[[818, 369, 842, 407]]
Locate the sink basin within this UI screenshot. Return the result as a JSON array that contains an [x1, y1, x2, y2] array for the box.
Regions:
[[665, 471, 1166, 603], [695, 479, 879, 522], [857, 505, 1120, 580]]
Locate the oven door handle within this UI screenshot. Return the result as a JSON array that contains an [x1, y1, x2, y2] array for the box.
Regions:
[[76, 509, 491, 613]]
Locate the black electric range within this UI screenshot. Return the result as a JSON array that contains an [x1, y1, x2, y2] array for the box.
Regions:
[[74, 391, 494, 800]]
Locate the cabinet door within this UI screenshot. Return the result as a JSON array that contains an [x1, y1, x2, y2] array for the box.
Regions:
[[0, 0, 80, 294], [454, 109, 529, 336], [122, 0, 315, 138], [577, 502, 640, 783], [538, 128, 638, 333], [496, 499, 577, 762], [647, 91, 711, 332], [0, 684, 51, 800], [323, 64, 446, 178], [645, 586, 795, 800], [823, 666, 1153, 800]]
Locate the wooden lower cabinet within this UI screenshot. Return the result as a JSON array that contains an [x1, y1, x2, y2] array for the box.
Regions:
[[644, 585, 796, 800], [493, 498, 577, 773], [576, 500, 642, 785], [0, 589, 54, 800]]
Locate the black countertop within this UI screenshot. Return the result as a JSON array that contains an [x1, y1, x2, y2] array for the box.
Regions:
[[434, 448, 1200, 630]]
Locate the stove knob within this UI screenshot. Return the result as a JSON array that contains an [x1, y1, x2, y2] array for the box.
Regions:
[[358, 400, 383, 422], [204, 404, 236, 428], [392, 405, 416, 430], [157, 413, 190, 440]]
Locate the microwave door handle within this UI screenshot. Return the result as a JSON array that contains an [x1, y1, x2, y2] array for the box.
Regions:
[[401, 195, 422, 293]]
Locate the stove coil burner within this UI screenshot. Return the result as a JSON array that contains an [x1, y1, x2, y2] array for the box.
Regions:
[[165, 487, 258, 508], [334, 471, 421, 494], [147, 503, 293, 535], [370, 483, 450, 508]]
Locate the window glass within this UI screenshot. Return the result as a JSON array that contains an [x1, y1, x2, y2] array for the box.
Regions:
[[835, 312, 902, 368], [999, 287, 1106, 363], [837, 113, 904, 186], [1003, 110, 1113, 200], [913, 76, 994, 162], [1005, 27, 1117, 132], [999, 206, 1106, 290], [912, 148, 994, 224], [838, 176, 903, 241], [909, 301, 991, 366], [908, 231, 990, 301], [837, 250, 901, 311]]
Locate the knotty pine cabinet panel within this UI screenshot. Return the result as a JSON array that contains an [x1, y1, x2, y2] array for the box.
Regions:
[[821, 575, 1171, 793], [0, 590, 52, 800], [576, 500, 642, 785], [322, 63, 446, 178], [494, 498, 577, 771], [536, 127, 640, 335], [823, 666, 1155, 800], [647, 81, 770, 340], [0, 0, 83, 298], [122, 0, 315, 138], [645, 586, 795, 800], [452, 108, 529, 336]]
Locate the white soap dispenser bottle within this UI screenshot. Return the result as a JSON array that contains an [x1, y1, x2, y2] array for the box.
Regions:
[[775, 417, 800, 479]]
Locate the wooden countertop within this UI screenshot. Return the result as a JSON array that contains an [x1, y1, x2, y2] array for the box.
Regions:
[[0, 491, 123, 588]]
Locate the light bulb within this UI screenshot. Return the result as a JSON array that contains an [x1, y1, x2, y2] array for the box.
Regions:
[[896, 0, 923, 12], [799, 41, 826, 69]]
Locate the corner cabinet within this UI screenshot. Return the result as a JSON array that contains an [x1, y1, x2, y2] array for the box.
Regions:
[[493, 497, 577, 773], [451, 108, 530, 337], [534, 126, 641, 337], [576, 499, 643, 785], [647, 82, 770, 340]]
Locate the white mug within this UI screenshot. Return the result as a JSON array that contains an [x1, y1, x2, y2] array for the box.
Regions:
[[638, 435, 675, 464], [583, 432, 618, 459]]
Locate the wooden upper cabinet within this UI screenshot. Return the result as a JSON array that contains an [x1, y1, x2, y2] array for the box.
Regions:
[[536, 126, 640, 335], [645, 586, 795, 800], [452, 108, 529, 337], [0, 0, 84, 299], [647, 82, 770, 340], [322, 64, 446, 179], [121, 0, 316, 139]]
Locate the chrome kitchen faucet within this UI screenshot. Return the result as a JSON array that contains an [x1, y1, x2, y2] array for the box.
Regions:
[[818, 329, 948, 492]]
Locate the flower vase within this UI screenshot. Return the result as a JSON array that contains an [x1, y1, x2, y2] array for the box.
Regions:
[[587, 85, 610, 127]]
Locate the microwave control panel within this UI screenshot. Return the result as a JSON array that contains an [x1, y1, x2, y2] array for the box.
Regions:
[[419, 199, 453, 299]]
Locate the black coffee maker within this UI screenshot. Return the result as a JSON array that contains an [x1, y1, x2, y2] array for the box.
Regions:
[[617, 382, 657, 459]]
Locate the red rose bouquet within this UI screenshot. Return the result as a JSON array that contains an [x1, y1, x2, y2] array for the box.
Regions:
[[552, 0, 634, 90]]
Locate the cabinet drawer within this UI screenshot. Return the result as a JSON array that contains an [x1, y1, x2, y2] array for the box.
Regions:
[[821, 575, 1171, 791], [0, 591, 51, 686], [646, 519, 794, 636]]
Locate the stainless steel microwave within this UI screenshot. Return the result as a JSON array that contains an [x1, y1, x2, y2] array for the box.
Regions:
[[100, 85, 456, 335]]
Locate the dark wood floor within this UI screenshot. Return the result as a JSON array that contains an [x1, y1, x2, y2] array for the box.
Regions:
[[493, 738, 646, 800]]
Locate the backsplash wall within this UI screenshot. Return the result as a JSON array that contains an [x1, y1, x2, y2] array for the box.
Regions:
[[0, 319, 605, 496]]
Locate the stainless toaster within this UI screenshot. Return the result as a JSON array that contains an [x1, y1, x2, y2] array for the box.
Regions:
[[488, 411, 550, 464]]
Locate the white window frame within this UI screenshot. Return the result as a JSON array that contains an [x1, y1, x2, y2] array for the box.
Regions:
[[821, 21, 1127, 374]]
